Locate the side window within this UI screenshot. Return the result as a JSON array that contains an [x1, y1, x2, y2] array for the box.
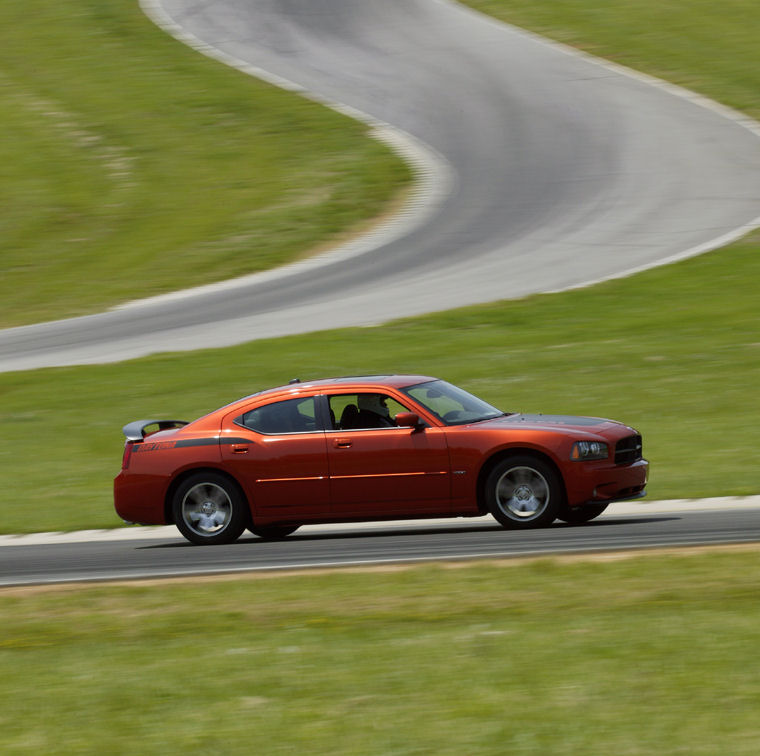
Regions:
[[328, 393, 410, 430], [237, 397, 318, 434]]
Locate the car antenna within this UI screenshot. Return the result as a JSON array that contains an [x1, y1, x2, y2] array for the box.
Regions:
[[288, 378, 301, 384]]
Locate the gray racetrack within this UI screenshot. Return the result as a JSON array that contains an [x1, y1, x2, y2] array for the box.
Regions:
[[2, 0, 760, 371], [2, 503, 759, 587]]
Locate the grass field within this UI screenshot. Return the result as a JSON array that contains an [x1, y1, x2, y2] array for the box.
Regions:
[[0, 0, 409, 327], [2, 552, 759, 754]]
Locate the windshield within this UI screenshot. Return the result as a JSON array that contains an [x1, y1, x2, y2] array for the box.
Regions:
[[402, 380, 506, 426]]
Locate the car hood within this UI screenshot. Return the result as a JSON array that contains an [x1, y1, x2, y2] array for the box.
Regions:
[[480, 413, 629, 434]]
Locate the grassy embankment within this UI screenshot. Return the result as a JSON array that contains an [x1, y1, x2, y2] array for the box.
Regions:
[[0, 0, 410, 327], [1, 0, 760, 533], [1, 553, 759, 754]]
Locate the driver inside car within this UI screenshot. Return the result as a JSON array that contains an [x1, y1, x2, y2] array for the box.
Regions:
[[356, 394, 396, 428]]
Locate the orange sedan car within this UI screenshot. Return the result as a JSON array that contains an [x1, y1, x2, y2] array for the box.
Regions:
[[114, 375, 648, 544]]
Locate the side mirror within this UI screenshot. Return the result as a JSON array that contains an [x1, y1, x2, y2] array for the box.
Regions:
[[395, 412, 422, 429]]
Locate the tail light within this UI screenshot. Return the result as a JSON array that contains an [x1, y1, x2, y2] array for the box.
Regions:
[[121, 441, 135, 470]]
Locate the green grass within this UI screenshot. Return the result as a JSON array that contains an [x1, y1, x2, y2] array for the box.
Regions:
[[0, 0, 410, 327], [2, 233, 759, 533], [2, 552, 760, 753], [462, 0, 760, 120]]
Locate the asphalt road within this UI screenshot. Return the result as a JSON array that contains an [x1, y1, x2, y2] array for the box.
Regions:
[[2, 0, 759, 371], [2, 503, 759, 587]]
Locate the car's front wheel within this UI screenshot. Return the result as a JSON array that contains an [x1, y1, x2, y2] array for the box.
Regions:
[[486, 456, 561, 529], [173, 473, 248, 545]]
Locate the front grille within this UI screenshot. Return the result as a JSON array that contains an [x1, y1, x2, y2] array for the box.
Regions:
[[615, 434, 642, 465]]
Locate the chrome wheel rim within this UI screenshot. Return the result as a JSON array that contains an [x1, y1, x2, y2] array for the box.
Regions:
[[495, 466, 550, 520], [181, 482, 232, 536]]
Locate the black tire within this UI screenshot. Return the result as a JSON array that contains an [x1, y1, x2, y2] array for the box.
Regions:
[[558, 503, 609, 524], [485, 455, 562, 529], [249, 525, 300, 540], [172, 472, 248, 545]]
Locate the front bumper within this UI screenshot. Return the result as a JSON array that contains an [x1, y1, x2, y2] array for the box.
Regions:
[[565, 458, 649, 507]]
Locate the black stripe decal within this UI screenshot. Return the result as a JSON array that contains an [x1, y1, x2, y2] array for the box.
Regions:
[[174, 438, 218, 449], [175, 437, 251, 448], [133, 437, 251, 452]]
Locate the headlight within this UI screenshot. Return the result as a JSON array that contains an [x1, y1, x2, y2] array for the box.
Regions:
[[571, 440, 609, 461]]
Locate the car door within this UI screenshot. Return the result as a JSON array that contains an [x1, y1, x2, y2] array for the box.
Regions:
[[324, 392, 452, 517], [220, 395, 330, 523]]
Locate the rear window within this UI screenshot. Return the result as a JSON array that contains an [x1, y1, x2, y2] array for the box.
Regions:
[[237, 397, 318, 434]]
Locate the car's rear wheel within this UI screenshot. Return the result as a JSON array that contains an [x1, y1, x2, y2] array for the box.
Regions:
[[249, 525, 300, 540], [486, 456, 561, 529], [558, 503, 609, 524], [173, 473, 247, 545]]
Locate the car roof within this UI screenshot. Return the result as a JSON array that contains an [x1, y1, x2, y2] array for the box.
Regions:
[[184, 376, 441, 430], [262, 374, 436, 395]]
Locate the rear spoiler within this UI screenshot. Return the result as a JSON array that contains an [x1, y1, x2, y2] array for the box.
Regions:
[[122, 419, 189, 443]]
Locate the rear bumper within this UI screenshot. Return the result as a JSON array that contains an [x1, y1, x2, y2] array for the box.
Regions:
[[113, 471, 168, 525]]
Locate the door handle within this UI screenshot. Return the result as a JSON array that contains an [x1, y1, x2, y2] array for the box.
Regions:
[[231, 444, 249, 454], [333, 438, 352, 449]]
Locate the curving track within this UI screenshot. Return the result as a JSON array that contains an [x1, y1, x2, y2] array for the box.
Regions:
[[1, 0, 759, 371]]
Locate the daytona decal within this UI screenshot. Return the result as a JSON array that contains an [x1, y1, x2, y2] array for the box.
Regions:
[[132, 437, 250, 452]]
